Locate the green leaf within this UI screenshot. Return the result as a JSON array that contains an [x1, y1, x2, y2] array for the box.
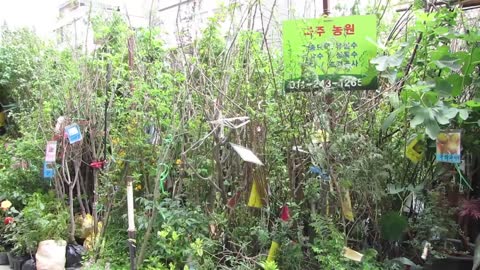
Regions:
[[434, 55, 462, 71], [463, 48, 480, 74], [448, 74, 463, 97], [459, 109, 469, 120], [388, 93, 400, 109], [410, 113, 424, 128], [425, 119, 440, 139], [434, 78, 453, 97], [465, 99, 480, 108], [387, 184, 405, 194], [382, 106, 404, 131], [370, 52, 403, 72], [430, 46, 449, 61]]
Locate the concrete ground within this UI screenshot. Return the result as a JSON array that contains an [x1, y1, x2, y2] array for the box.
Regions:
[[0, 266, 9, 270]]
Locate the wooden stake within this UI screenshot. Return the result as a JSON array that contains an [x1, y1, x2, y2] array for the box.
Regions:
[[126, 177, 136, 270]]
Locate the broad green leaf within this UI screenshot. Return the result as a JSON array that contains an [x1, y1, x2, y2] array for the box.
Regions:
[[388, 92, 400, 109], [434, 78, 453, 97], [465, 99, 480, 108], [410, 113, 424, 128], [381, 70, 398, 84], [382, 106, 404, 131], [430, 46, 449, 61], [433, 27, 449, 36], [448, 74, 463, 97], [434, 55, 462, 71], [439, 106, 458, 119], [459, 109, 469, 120], [370, 52, 404, 71], [462, 47, 480, 74], [387, 183, 405, 194], [425, 119, 440, 139]]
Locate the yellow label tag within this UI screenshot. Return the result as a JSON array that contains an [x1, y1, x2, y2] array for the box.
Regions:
[[248, 180, 263, 208], [0, 112, 5, 127], [406, 137, 423, 163], [343, 247, 363, 262], [341, 190, 354, 222], [267, 241, 280, 262]]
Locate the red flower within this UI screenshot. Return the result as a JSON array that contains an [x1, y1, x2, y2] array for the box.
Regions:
[[4, 217, 14, 225]]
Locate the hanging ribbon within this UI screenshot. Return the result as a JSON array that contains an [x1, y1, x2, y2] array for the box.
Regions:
[[89, 160, 107, 169], [158, 163, 170, 194], [455, 163, 472, 191]]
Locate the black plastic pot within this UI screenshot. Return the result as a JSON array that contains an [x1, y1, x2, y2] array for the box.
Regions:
[[7, 252, 13, 269], [424, 256, 473, 270], [8, 254, 30, 270], [21, 259, 35, 270], [0, 252, 8, 265]]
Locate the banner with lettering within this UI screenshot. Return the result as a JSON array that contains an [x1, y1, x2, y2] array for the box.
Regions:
[[283, 15, 378, 92]]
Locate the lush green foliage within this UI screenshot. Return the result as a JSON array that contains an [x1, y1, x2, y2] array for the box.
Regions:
[[0, 2, 478, 269]]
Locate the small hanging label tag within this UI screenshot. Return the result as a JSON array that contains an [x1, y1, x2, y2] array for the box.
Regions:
[[65, 123, 83, 144], [43, 162, 55, 179], [406, 137, 423, 163], [267, 241, 280, 262], [343, 247, 363, 262], [436, 130, 461, 164], [45, 141, 57, 162], [248, 180, 263, 208]]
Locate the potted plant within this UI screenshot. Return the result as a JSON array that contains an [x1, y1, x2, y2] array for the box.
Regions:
[[23, 192, 68, 270], [4, 213, 31, 270], [5, 193, 69, 270], [0, 199, 18, 266]]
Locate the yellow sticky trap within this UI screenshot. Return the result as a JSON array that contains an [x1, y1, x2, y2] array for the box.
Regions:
[[343, 247, 363, 262], [341, 190, 354, 222], [248, 180, 263, 208], [267, 241, 280, 262], [406, 137, 423, 163]]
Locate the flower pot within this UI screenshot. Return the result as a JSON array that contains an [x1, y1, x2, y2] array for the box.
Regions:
[[21, 259, 35, 270], [424, 256, 473, 270], [8, 254, 29, 270], [7, 252, 13, 268], [0, 252, 9, 265]]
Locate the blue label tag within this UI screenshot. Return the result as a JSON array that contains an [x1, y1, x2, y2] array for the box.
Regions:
[[43, 162, 55, 178], [65, 123, 83, 144]]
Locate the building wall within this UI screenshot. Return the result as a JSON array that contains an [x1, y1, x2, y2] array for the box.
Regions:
[[55, 0, 149, 51]]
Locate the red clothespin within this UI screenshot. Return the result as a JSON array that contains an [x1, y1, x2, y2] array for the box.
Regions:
[[90, 160, 106, 169], [280, 205, 290, 221]]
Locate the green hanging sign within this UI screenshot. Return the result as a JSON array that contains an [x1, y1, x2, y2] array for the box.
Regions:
[[283, 15, 378, 92]]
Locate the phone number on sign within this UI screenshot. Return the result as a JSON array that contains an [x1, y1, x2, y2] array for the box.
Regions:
[[287, 77, 362, 91]]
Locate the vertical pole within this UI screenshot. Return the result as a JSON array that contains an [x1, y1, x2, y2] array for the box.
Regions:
[[127, 31, 136, 270], [126, 177, 136, 270], [128, 36, 135, 93], [323, 0, 329, 15]]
